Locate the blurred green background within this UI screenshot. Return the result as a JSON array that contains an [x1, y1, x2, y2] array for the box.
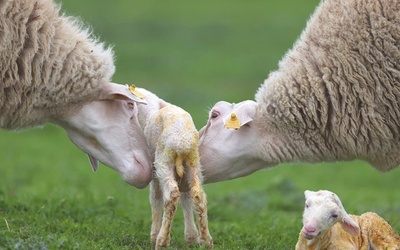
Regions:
[[1, 1, 400, 249], [61, 0, 321, 127]]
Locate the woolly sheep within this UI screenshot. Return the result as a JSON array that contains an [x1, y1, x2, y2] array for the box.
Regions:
[[134, 87, 213, 249], [0, 0, 152, 188], [295, 190, 400, 250], [198, 0, 400, 183]]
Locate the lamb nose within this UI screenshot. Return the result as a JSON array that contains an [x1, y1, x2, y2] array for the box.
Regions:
[[305, 226, 316, 232]]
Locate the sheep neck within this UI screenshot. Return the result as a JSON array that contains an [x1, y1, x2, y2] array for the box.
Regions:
[[303, 229, 333, 250]]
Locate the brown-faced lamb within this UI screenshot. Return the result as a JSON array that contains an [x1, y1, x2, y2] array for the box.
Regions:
[[295, 190, 400, 250], [0, 0, 152, 188], [133, 87, 213, 249], [198, 0, 400, 183]]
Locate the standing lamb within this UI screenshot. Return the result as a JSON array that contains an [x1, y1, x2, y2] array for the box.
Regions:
[[133, 87, 213, 249], [198, 0, 400, 183], [0, 0, 152, 188], [295, 190, 400, 250]]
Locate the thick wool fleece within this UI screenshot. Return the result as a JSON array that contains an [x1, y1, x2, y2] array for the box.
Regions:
[[256, 0, 400, 171], [0, 0, 114, 130]]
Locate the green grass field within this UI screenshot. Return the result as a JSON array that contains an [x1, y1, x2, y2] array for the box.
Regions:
[[1, 1, 400, 249]]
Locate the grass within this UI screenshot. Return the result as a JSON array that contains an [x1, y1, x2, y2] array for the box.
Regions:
[[1, 0, 400, 249]]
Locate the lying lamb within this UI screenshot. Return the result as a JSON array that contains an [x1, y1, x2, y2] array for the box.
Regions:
[[296, 190, 400, 250], [132, 87, 213, 249], [0, 0, 152, 188], [198, 0, 400, 183]]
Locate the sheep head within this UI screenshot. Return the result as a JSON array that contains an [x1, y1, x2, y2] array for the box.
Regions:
[[198, 100, 275, 183], [54, 82, 153, 189], [301, 190, 360, 240]]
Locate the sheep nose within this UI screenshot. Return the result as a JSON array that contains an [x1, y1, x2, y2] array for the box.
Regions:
[[304, 225, 316, 233]]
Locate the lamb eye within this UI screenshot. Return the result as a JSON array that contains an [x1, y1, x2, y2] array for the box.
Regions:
[[128, 102, 135, 110], [331, 214, 338, 218], [210, 111, 219, 119]]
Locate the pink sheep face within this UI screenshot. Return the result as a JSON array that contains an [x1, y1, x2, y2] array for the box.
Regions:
[[56, 83, 153, 189], [198, 100, 274, 183]]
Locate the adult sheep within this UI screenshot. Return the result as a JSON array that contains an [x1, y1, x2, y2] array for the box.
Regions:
[[199, 0, 400, 183], [0, 0, 152, 188]]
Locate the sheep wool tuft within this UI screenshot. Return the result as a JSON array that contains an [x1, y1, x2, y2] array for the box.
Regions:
[[0, 0, 115, 130]]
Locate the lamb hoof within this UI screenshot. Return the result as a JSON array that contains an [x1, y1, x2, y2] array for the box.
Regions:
[[155, 237, 170, 249], [150, 233, 157, 245], [201, 237, 214, 249], [185, 234, 200, 246]]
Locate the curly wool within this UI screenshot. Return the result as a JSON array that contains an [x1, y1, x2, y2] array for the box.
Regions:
[[256, 0, 400, 171], [0, 0, 115, 129]]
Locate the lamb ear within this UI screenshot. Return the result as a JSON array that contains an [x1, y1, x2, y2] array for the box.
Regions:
[[340, 214, 360, 236], [329, 192, 360, 236], [87, 154, 99, 172], [304, 190, 315, 199], [158, 99, 168, 109], [100, 82, 147, 104]]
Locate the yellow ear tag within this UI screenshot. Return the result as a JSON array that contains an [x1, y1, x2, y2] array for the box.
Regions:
[[224, 113, 241, 130], [129, 84, 146, 99]]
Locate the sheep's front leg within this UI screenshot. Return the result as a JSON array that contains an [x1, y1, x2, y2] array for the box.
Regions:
[[187, 164, 213, 248], [180, 191, 199, 245], [156, 174, 180, 248], [150, 179, 163, 245]]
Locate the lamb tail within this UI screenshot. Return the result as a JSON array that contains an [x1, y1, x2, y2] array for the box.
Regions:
[[175, 154, 184, 179]]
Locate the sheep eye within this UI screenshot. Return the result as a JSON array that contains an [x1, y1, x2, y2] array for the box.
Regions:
[[331, 214, 338, 218], [127, 102, 135, 110], [210, 111, 219, 119]]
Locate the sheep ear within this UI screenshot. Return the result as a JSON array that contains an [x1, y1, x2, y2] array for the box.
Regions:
[[304, 190, 315, 199], [340, 214, 360, 236], [224, 113, 242, 130], [223, 101, 257, 130], [100, 82, 147, 104], [158, 99, 168, 109], [328, 192, 360, 236]]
